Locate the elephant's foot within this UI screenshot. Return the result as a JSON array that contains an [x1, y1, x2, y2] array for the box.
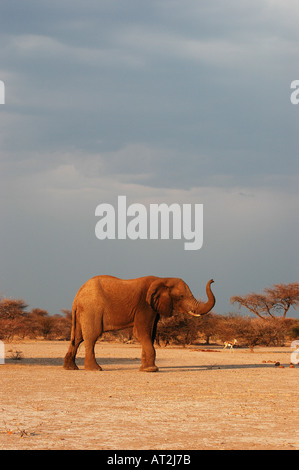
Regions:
[[63, 358, 79, 370], [139, 365, 159, 372], [84, 362, 102, 371]]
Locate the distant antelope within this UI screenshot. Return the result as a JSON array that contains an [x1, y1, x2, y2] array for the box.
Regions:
[[223, 339, 237, 351]]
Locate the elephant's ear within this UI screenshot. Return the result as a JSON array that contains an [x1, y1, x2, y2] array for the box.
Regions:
[[146, 280, 173, 317]]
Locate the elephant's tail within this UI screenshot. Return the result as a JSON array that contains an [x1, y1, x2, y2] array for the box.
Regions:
[[70, 303, 77, 346]]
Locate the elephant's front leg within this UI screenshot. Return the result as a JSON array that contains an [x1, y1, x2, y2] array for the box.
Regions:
[[139, 337, 159, 372], [134, 312, 159, 372]]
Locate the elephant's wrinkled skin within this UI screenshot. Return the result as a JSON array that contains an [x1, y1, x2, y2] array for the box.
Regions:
[[63, 276, 215, 372]]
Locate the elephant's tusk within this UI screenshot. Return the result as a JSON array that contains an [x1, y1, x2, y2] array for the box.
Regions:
[[188, 310, 201, 317]]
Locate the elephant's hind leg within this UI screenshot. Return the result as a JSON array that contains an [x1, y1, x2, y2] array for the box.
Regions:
[[63, 336, 83, 370], [64, 306, 83, 370], [84, 338, 102, 371]]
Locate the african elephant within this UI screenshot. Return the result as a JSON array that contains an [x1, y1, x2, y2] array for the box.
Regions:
[[63, 276, 215, 372]]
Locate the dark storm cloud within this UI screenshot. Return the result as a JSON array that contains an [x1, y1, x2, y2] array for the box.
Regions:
[[1, 0, 298, 178], [1, 0, 298, 187]]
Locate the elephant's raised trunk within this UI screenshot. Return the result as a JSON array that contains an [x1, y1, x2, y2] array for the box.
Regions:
[[188, 279, 215, 317]]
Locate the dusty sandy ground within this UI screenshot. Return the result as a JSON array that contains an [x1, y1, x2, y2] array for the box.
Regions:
[[0, 340, 298, 450]]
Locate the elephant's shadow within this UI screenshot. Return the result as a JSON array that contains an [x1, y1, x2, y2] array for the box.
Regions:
[[5, 356, 141, 368], [159, 363, 291, 371], [5, 356, 290, 371]]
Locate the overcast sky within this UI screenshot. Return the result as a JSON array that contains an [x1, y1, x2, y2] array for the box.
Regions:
[[0, 0, 298, 318]]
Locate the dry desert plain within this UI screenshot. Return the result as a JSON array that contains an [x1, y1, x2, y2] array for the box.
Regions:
[[0, 340, 298, 450]]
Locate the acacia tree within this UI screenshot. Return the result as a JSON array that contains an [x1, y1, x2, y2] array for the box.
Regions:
[[231, 282, 299, 320], [264, 283, 299, 319]]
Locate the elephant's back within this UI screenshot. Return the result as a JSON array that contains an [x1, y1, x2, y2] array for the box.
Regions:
[[73, 274, 162, 299], [74, 275, 117, 297]]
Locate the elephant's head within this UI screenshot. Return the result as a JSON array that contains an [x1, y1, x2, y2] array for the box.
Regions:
[[146, 278, 215, 317]]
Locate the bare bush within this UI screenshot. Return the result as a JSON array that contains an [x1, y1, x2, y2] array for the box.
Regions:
[[0, 298, 28, 340], [213, 314, 297, 348]]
